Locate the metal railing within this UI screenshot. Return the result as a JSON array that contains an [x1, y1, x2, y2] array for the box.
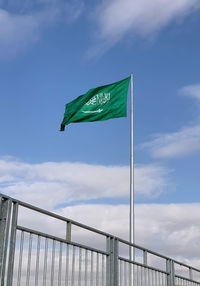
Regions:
[[0, 193, 200, 286]]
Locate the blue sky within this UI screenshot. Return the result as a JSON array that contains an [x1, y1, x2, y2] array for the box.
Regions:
[[1, 0, 200, 263]]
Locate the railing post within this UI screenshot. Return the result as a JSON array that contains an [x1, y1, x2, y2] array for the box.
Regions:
[[106, 237, 119, 286], [0, 197, 12, 286], [6, 202, 18, 286], [166, 259, 175, 286], [143, 250, 147, 266], [189, 267, 193, 281], [66, 221, 71, 242]]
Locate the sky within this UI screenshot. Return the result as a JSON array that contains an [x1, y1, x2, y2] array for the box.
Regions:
[[1, 0, 200, 269]]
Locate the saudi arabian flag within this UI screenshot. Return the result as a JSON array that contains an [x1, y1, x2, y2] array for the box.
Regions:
[[60, 76, 131, 131]]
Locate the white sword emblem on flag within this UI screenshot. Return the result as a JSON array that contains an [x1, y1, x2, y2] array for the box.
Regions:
[[82, 109, 103, 113]]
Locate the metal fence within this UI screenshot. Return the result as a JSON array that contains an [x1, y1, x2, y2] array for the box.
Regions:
[[1, 194, 200, 286]]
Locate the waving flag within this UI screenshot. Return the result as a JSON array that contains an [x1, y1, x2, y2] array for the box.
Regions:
[[60, 76, 130, 131]]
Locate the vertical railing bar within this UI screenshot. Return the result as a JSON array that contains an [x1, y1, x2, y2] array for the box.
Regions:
[[161, 272, 163, 286], [132, 263, 134, 286], [26, 233, 33, 286], [159, 272, 161, 286], [58, 242, 63, 286], [166, 259, 169, 286], [43, 237, 48, 286], [144, 267, 147, 286], [141, 265, 143, 286], [106, 237, 110, 286], [136, 265, 139, 286], [35, 235, 41, 286], [142, 267, 144, 286], [139, 266, 141, 286], [152, 270, 154, 286], [148, 268, 150, 286], [141, 267, 143, 286], [85, 249, 88, 286], [71, 245, 75, 286], [6, 202, 18, 286], [119, 260, 122, 286], [102, 254, 104, 286], [149, 269, 152, 286], [129, 261, 131, 286], [145, 268, 147, 286], [78, 247, 82, 286], [50, 240, 55, 286], [17, 231, 24, 286], [145, 267, 147, 286], [124, 262, 127, 286], [155, 270, 157, 286], [96, 252, 99, 286], [123, 261, 125, 286], [114, 239, 119, 286], [65, 244, 69, 285], [90, 251, 93, 286], [156, 271, 158, 286], [172, 260, 175, 286]]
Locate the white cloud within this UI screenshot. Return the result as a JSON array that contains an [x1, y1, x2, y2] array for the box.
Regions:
[[0, 157, 171, 209], [141, 84, 200, 158], [180, 84, 200, 101], [89, 0, 200, 56], [0, 9, 40, 55], [141, 125, 200, 158], [0, 0, 84, 57]]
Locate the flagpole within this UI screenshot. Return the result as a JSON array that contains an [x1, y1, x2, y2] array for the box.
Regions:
[[130, 72, 135, 260]]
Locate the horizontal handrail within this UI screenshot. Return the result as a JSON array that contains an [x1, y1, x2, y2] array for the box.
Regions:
[[175, 274, 200, 284], [17, 225, 109, 256], [118, 256, 168, 274], [0, 193, 111, 238]]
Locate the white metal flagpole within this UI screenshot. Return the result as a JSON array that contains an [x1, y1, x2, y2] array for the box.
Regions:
[[130, 72, 135, 260]]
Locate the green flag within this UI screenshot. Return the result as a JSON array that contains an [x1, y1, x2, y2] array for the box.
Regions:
[[60, 76, 130, 131]]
